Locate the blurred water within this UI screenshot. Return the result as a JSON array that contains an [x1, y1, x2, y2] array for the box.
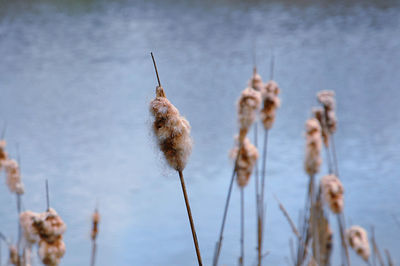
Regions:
[[0, 0, 399, 265]]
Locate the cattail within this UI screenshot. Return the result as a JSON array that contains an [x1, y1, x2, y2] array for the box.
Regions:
[[20, 211, 40, 245], [0, 140, 8, 170], [150, 86, 192, 172], [248, 70, 264, 92], [317, 90, 337, 134], [237, 87, 261, 143], [31, 208, 66, 266], [260, 80, 281, 130], [304, 118, 322, 176], [320, 174, 344, 214], [38, 238, 66, 266], [231, 137, 259, 187], [346, 225, 370, 261], [9, 244, 19, 265], [91, 209, 100, 241], [312, 107, 329, 147], [4, 159, 24, 194]]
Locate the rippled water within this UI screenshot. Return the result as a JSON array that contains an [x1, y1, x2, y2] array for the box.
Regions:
[[0, 0, 399, 265]]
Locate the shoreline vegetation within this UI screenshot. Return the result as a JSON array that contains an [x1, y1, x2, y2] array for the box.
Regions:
[[0, 52, 396, 266]]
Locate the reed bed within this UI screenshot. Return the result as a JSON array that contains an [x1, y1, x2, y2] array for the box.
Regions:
[[0, 52, 397, 266]]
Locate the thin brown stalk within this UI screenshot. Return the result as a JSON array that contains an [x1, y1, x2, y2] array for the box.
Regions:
[[337, 214, 351, 266], [371, 227, 384, 266], [178, 170, 203, 266], [151, 52, 161, 87], [90, 240, 97, 266], [384, 249, 393, 266], [258, 129, 268, 266], [213, 144, 242, 266], [330, 134, 339, 177], [239, 188, 244, 266]]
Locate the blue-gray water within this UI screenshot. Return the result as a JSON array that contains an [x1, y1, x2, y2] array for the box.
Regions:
[[0, 0, 399, 265]]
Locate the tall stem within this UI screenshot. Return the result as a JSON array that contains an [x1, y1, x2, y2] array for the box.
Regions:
[[239, 188, 245, 266], [90, 240, 97, 266], [178, 170, 203, 266], [213, 144, 242, 266], [151, 52, 161, 87], [330, 135, 339, 177]]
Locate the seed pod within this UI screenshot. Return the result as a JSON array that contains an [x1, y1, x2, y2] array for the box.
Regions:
[[150, 86, 193, 171], [91, 209, 100, 241], [248, 71, 264, 92], [4, 159, 24, 194], [0, 140, 8, 170], [38, 238, 66, 266], [317, 90, 337, 134], [33, 208, 67, 244], [237, 87, 261, 143], [313, 107, 329, 147], [260, 80, 280, 130], [304, 118, 322, 176], [346, 225, 370, 261], [320, 174, 344, 213], [231, 138, 259, 187], [20, 211, 41, 245]]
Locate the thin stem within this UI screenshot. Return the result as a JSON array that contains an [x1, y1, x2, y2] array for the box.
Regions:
[[371, 227, 384, 266], [239, 187, 245, 266], [178, 170, 203, 266], [90, 240, 97, 266], [260, 130, 268, 211], [330, 135, 339, 177], [46, 179, 50, 211], [16, 194, 21, 266], [253, 123, 262, 266], [258, 129, 268, 266], [337, 214, 351, 266], [213, 144, 242, 266], [150, 52, 161, 87]]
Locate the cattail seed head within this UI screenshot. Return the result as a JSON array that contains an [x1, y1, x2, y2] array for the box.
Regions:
[[20, 211, 41, 245], [38, 238, 66, 266], [346, 225, 370, 261], [0, 140, 8, 169], [260, 80, 280, 130], [91, 209, 100, 241], [317, 90, 337, 134], [320, 174, 344, 213], [248, 71, 264, 92], [313, 107, 329, 147], [231, 137, 259, 187], [150, 86, 193, 171], [9, 244, 19, 265], [33, 208, 67, 244], [4, 159, 24, 195], [304, 118, 322, 176], [237, 87, 261, 143]]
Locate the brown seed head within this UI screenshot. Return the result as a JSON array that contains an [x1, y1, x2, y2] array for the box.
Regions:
[[4, 159, 24, 194], [231, 137, 259, 187], [20, 211, 41, 245], [248, 71, 264, 92], [304, 118, 322, 176], [38, 238, 66, 266], [346, 225, 370, 261], [91, 210, 100, 240], [33, 208, 67, 244], [320, 174, 344, 213], [150, 88, 192, 171], [237, 87, 261, 143], [260, 80, 281, 130]]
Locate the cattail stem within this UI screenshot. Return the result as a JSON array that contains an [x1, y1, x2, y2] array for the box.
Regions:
[[337, 214, 351, 266], [239, 187, 244, 266], [178, 170, 202, 266], [253, 124, 263, 266], [150, 52, 161, 87], [90, 240, 97, 266], [330, 135, 339, 176], [46, 179, 50, 211], [213, 144, 242, 266], [371, 227, 384, 266]]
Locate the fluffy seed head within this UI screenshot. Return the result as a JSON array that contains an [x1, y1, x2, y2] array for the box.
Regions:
[[20, 211, 41, 245], [320, 174, 344, 213], [317, 90, 337, 134], [304, 118, 322, 176], [313, 107, 329, 147], [33, 208, 67, 244], [346, 225, 370, 261], [260, 80, 281, 130], [248, 71, 264, 91], [38, 238, 66, 266], [231, 137, 259, 187], [237, 87, 261, 143], [4, 159, 24, 194], [0, 140, 8, 169], [91, 210, 100, 240], [150, 86, 192, 171]]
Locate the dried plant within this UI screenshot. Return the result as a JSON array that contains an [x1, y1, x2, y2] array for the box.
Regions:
[[231, 137, 259, 188], [20, 211, 41, 246], [320, 174, 344, 214], [346, 225, 370, 262], [4, 159, 24, 195], [149, 53, 202, 266], [9, 244, 19, 266], [237, 87, 261, 144], [0, 139, 8, 170], [260, 80, 281, 130], [304, 118, 322, 177], [317, 90, 337, 135], [90, 208, 100, 266], [248, 68, 264, 92]]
